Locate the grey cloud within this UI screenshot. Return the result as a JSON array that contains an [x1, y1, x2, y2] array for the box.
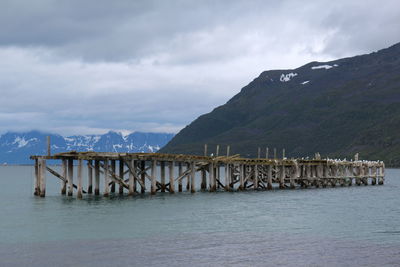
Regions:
[[0, 0, 399, 135]]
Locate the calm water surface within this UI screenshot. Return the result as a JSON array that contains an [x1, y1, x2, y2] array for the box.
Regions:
[[0, 166, 399, 266]]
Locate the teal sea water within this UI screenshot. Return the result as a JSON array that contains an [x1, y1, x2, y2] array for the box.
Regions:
[[0, 166, 399, 266]]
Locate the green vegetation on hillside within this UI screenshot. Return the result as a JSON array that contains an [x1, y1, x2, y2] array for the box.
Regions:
[[161, 43, 400, 166]]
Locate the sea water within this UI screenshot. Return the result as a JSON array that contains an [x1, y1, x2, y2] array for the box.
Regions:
[[0, 166, 399, 266]]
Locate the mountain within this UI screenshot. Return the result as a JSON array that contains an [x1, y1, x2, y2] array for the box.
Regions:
[[160, 42, 400, 166], [0, 131, 174, 164]]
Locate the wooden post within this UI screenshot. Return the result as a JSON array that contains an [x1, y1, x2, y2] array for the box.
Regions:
[[225, 163, 231, 191], [111, 160, 116, 193], [227, 145, 230, 157], [104, 159, 110, 197], [217, 165, 221, 189], [141, 161, 146, 193], [128, 159, 135, 196], [160, 161, 166, 192], [47, 136, 51, 156], [34, 158, 40, 196], [178, 162, 183, 192], [378, 163, 385, 185], [355, 164, 361, 186], [282, 149, 285, 159], [216, 145, 220, 157], [371, 165, 377, 185], [186, 162, 190, 191], [265, 147, 269, 159], [279, 164, 285, 189], [94, 160, 100, 195], [119, 160, 124, 194], [169, 161, 175, 193], [201, 167, 207, 190], [209, 162, 216, 192], [254, 165, 258, 190], [61, 159, 67, 195], [77, 159, 83, 199], [151, 160, 157, 195], [316, 163, 323, 188], [39, 158, 46, 197], [347, 165, 353, 186], [258, 147, 261, 158], [267, 164, 273, 190], [68, 158, 74, 196], [87, 160, 93, 194], [204, 144, 208, 156], [290, 161, 297, 189], [273, 148, 277, 159], [190, 161, 196, 193], [239, 164, 245, 190]]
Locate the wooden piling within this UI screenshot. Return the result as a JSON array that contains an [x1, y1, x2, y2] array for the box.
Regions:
[[77, 159, 83, 199], [39, 158, 46, 197], [119, 160, 124, 194], [169, 161, 175, 193], [225, 163, 231, 191], [34, 158, 40, 196], [160, 161, 166, 192], [290, 161, 297, 189], [87, 160, 93, 194], [128, 159, 134, 196], [140, 161, 146, 193], [67, 158, 74, 196], [279, 164, 285, 189], [254, 165, 258, 190], [103, 159, 110, 197], [186, 162, 190, 191], [178, 162, 183, 192], [204, 144, 208, 156], [267, 164, 273, 190], [209, 162, 216, 192], [94, 160, 100, 195], [201, 167, 207, 190], [239, 164, 245, 190], [61, 159, 67, 195], [151, 160, 157, 195], [111, 160, 116, 193], [190, 161, 196, 193]]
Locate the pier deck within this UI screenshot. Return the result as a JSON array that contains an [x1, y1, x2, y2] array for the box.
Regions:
[[30, 151, 385, 198]]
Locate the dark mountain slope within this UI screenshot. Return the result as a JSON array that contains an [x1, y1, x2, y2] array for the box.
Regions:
[[160, 43, 400, 165]]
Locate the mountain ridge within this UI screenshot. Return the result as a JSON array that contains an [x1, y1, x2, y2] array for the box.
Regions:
[[0, 130, 174, 164], [160, 42, 400, 166]]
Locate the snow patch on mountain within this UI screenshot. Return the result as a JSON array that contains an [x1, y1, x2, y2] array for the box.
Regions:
[[0, 131, 175, 164], [311, 64, 339, 70], [280, 73, 298, 82], [13, 137, 38, 148]]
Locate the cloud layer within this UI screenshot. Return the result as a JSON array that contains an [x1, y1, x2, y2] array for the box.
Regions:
[[1, 0, 399, 135]]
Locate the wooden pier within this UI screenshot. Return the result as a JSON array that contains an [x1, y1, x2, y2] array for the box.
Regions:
[[30, 149, 385, 198]]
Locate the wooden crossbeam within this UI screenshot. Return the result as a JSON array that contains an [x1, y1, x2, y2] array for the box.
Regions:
[[46, 166, 87, 194]]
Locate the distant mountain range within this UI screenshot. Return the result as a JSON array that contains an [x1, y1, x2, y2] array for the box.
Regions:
[[161, 42, 400, 166], [0, 131, 174, 164]]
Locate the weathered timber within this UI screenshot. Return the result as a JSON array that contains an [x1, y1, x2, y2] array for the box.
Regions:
[[30, 151, 385, 198]]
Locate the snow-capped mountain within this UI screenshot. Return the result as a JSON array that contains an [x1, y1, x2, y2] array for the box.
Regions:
[[0, 131, 174, 164]]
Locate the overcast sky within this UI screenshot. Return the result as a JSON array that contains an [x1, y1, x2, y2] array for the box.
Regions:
[[0, 0, 399, 135]]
